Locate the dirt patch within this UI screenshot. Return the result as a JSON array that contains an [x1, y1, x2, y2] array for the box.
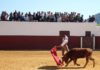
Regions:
[[0, 51, 99, 70]]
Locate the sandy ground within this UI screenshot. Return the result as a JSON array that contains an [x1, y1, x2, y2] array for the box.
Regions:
[[0, 50, 100, 70]]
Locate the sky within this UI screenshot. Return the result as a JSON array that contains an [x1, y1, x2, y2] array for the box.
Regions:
[[0, 0, 100, 19]]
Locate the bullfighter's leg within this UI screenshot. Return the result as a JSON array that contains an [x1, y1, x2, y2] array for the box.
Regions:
[[62, 45, 69, 56], [54, 45, 66, 56], [62, 47, 65, 56], [66, 45, 69, 52]]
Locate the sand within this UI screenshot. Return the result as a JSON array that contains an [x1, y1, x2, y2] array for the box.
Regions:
[[0, 50, 100, 70]]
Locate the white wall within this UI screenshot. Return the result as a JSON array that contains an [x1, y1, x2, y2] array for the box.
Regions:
[[0, 21, 99, 36]]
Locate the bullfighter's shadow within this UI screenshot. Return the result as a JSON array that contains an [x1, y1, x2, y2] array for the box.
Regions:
[[38, 65, 84, 70]]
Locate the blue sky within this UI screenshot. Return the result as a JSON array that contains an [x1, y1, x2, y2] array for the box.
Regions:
[[0, 0, 100, 19]]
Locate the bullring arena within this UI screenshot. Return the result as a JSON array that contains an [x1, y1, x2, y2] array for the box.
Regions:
[[0, 21, 100, 70], [0, 51, 100, 70]]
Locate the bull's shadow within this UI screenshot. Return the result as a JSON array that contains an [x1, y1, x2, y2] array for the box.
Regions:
[[38, 65, 84, 70]]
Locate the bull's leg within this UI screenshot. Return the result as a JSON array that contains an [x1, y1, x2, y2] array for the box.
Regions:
[[90, 57, 95, 67], [84, 57, 89, 68], [65, 59, 72, 67], [73, 59, 80, 66]]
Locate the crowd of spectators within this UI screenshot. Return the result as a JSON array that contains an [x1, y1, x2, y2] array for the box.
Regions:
[[0, 10, 95, 22]]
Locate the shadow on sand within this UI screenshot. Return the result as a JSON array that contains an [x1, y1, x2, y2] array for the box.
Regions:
[[38, 66, 84, 70]]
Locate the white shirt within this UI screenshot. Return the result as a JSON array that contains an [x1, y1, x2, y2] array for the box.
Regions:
[[63, 35, 68, 41], [61, 35, 68, 47]]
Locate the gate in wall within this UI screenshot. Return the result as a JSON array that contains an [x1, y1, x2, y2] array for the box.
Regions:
[[82, 37, 93, 49]]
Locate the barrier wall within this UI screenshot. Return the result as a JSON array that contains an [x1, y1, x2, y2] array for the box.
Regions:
[[0, 21, 98, 36], [0, 21, 100, 50]]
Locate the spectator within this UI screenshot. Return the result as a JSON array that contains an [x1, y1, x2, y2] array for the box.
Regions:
[[24, 13, 29, 21], [20, 12, 25, 21], [33, 12, 37, 21], [28, 12, 33, 21], [9, 12, 13, 21], [0, 14, 1, 21], [13, 10, 18, 21], [0, 10, 96, 22], [1, 11, 8, 21], [89, 15, 95, 22]]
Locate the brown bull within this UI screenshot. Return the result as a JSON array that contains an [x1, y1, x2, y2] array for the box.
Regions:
[[62, 48, 95, 68]]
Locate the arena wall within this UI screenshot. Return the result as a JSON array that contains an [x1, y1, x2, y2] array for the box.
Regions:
[[0, 21, 97, 36], [0, 21, 100, 50]]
